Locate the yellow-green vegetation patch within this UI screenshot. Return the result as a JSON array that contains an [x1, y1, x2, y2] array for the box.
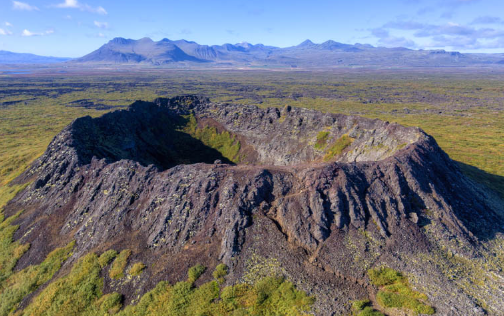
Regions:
[[351, 299, 384, 316], [19, 252, 122, 316], [109, 249, 131, 280], [188, 263, 206, 283], [129, 262, 146, 277], [11, 257, 314, 316], [323, 134, 354, 161], [0, 211, 30, 286], [98, 249, 118, 268], [117, 264, 314, 316], [183, 114, 241, 163], [368, 267, 434, 315], [0, 183, 29, 211], [314, 131, 330, 150], [0, 240, 75, 316], [213, 263, 228, 284]]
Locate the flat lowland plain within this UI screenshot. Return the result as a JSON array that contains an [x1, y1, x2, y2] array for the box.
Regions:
[[1, 68, 503, 206]]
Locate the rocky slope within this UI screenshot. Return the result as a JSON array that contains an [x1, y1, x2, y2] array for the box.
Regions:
[[5, 96, 504, 315]]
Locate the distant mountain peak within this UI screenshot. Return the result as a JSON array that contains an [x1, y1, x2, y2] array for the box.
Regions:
[[138, 37, 154, 42], [109, 37, 135, 45], [235, 42, 252, 49], [298, 39, 314, 47]]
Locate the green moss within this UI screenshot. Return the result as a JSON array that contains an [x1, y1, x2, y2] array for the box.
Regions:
[[129, 262, 146, 277], [0, 183, 29, 211], [213, 263, 229, 284], [352, 299, 384, 316], [98, 250, 118, 268], [368, 267, 434, 315], [117, 273, 313, 316], [377, 291, 434, 315], [314, 131, 330, 150], [183, 114, 241, 163], [187, 263, 206, 283], [0, 241, 75, 316], [95, 292, 123, 314], [352, 299, 371, 310], [20, 252, 123, 316], [368, 267, 403, 286], [0, 211, 30, 287], [109, 249, 131, 280], [323, 134, 354, 161], [357, 306, 385, 316]]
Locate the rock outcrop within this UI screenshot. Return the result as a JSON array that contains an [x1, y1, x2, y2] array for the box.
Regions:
[[6, 96, 504, 315]]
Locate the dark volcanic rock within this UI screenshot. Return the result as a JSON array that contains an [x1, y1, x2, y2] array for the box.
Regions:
[[6, 96, 504, 315]]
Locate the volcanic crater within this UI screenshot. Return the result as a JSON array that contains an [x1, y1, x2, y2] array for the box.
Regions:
[[6, 95, 504, 315]]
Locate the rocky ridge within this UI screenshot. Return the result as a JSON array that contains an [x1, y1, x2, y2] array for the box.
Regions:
[[5, 96, 504, 315]]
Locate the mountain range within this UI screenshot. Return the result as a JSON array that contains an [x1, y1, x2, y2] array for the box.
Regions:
[[2, 38, 504, 68], [72, 37, 504, 68], [0, 50, 71, 64]]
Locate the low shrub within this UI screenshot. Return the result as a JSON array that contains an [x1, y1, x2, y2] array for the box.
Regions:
[[368, 267, 403, 286], [0, 241, 75, 316], [98, 250, 118, 268], [109, 249, 131, 280], [314, 131, 330, 150], [368, 267, 434, 315], [129, 262, 146, 277], [323, 134, 353, 161], [213, 263, 228, 284], [187, 263, 206, 283], [20, 252, 123, 316]]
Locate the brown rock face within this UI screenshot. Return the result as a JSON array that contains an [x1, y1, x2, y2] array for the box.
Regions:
[[6, 96, 504, 315]]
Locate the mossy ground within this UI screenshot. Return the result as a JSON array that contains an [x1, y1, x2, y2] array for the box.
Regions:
[[368, 267, 434, 315], [0, 211, 313, 315], [117, 266, 314, 316], [314, 131, 330, 150], [109, 250, 131, 280], [183, 114, 241, 163], [0, 232, 74, 316], [351, 300, 384, 316], [128, 262, 146, 277], [323, 134, 354, 161]]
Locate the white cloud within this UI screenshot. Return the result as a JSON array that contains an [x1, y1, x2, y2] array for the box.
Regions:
[[12, 1, 39, 11], [53, 0, 107, 15], [22, 29, 39, 36], [98, 32, 105, 38], [0, 28, 13, 36], [22, 29, 55, 36], [55, 0, 78, 8], [64, 15, 72, 20], [5, 22, 13, 27], [96, 6, 107, 15], [94, 21, 109, 29]]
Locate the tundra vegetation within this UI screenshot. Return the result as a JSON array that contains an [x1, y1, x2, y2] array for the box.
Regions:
[[0, 213, 314, 315]]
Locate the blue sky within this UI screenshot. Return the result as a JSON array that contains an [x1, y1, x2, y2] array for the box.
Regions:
[[0, 0, 503, 57]]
